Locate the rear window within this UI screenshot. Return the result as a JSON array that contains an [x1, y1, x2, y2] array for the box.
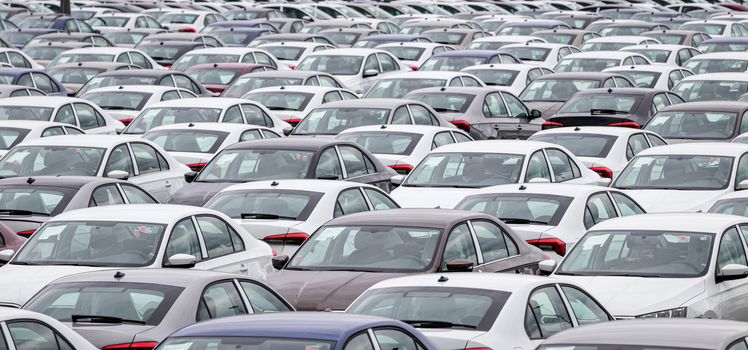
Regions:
[[337, 132, 422, 156], [144, 130, 229, 154], [559, 94, 641, 114], [464, 69, 519, 86], [531, 133, 617, 158], [81, 91, 151, 111], [0, 127, 30, 150], [206, 189, 323, 221], [0, 185, 76, 215], [407, 93, 475, 113], [456, 193, 573, 226]]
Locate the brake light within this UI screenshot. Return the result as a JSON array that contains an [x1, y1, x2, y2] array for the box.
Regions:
[[541, 121, 564, 130], [285, 118, 302, 126], [590, 166, 613, 179], [388, 164, 414, 174], [288, 65, 296, 70], [608, 121, 640, 128], [263, 233, 309, 245], [16, 230, 35, 238], [186, 162, 207, 171], [102, 342, 159, 350], [409, 65, 419, 71], [178, 28, 196, 33], [451, 119, 471, 132], [526, 238, 566, 256], [118, 118, 134, 125]]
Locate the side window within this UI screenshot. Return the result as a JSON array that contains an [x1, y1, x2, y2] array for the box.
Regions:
[[472, 220, 518, 262], [262, 130, 281, 138], [64, 127, 84, 135], [363, 54, 380, 73], [240, 129, 263, 142], [391, 106, 412, 124], [364, 188, 398, 210], [131, 143, 163, 174], [483, 92, 508, 118], [197, 216, 239, 258], [89, 185, 125, 206], [503, 93, 529, 118], [121, 184, 157, 204], [104, 144, 135, 177], [129, 52, 152, 69], [717, 227, 748, 272], [223, 105, 244, 124], [241, 104, 271, 127], [65, 19, 79, 32], [239, 281, 291, 313], [449, 78, 462, 87], [341, 91, 358, 100], [334, 188, 369, 218], [165, 218, 202, 262], [373, 329, 421, 350], [17, 73, 32, 87], [7, 52, 30, 68], [157, 76, 174, 87], [561, 286, 610, 325], [727, 341, 748, 350], [442, 223, 478, 270], [432, 132, 454, 150], [461, 77, 482, 87], [197, 281, 247, 321], [622, 57, 634, 66], [173, 74, 200, 94], [626, 133, 649, 160], [584, 193, 618, 229], [737, 154, 748, 188], [344, 333, 375, 350], [8, 89, 28, 97], [323, 91, 343, 103], [161, 91, 181, 101], [339, 145, 371, 177], [318, 76, 340, 87], [74, 103, 103, 129], [453, 131, 472, 142], [377, 53, 398, 72], [410, 105, 437, 125], [254, 52, 275, 68], [647, 133, 667, 147], [651, 94, 669, 115], [633, 56, 648, 65], [668, 70, 683, 90], [304, 76, 321, 86], [614, 77, 633, 87], [525, 150, 551, 182], [116, 53, 131, 64], [41, 127, 65, 137], [545, 149, 576, 182], [525, 286, 573, 339], [611, 192, 645, 216], [527, 68, 543, 85], [33, 73, 57, 93], [315, 147, 342, 179], [602, 78, 616, 88], [7, 321, 72, 350], [54, 104, 75, 124]]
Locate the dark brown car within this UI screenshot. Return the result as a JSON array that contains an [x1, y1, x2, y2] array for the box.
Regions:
[[267, 208, 546, 311]]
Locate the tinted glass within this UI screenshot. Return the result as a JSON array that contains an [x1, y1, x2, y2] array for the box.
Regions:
[[614, 155, 733, 190], [0, 146, 104, 178], [197, 149, 314, 182], [405, 153, 524, 188]]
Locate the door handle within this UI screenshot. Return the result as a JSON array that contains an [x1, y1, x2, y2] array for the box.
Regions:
[[239, 263, 248, 273], [165, 181, 172, 188]]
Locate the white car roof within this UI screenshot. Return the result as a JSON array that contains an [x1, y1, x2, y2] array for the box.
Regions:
[[144, 97, 246, 109], [590, 212, 747, 233], [681, 72, 748, 82], [688, 52, 748, 60], [305, 48, 392, 57], [533, 125, 646, 137], [147, 122, 269, 134], [683, 19, 735, 26], [471, 35, 545, 43], [82, 85, 188, 95], [462, 63, 538, 73], [162, 10, 212, 15], [246, 85, 346, 94], [0, 96, 91, 108], [338, 124, 460, 136], [95, 13, 145, 18], [57, 47, 135, 55], [467, 183, 614, 197], [431, 140, 551, 154], [0, 120, 77, 130], [364, 272, 556, 292], [218, 179, 373, 194], [376, 42, 452, 49], [502, 43, 571, 50], [49, 204, 220, 224], [18, 134, 137, 148], [584, 36, 658, 43], [563, 51, 645, 59], [637, 142, 748, 157]]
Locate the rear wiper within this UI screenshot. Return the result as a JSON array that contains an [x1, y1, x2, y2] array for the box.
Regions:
[[266, 106, 292, 111], [71, 315, 146, 325], [0, 209, 48, 216], [402, 320, 477, 329], [241, 213, 296, 220], [499, 217, 547, 225]]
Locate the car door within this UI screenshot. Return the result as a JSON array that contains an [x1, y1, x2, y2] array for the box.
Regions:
[[712, 226, 748, 322], [501, 91, 537, 138], [469, 219, 527, 273], [193, 215, 256, 275], [128, 142, 175, 201]]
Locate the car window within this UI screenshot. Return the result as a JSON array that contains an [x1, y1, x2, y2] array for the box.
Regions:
[[339, 145, 372, 177], [241, 104, 272, 127], [323, 91, 343, 103], [129, 52, 151, 69], [315, 147, 342, 179], [442, 223, 477, 270], [131, 143, 163, 174], [647, 133, 667, 146], [503, 93, 528, 118], [41, 127, 64, 137], [525, 150, 551, 182], [651, 94, 669, 115], [453, 132, 472, 142], [364, 54, 379, 73], [611, 192, 645, 216], [728, 341, 748, 350], [602, 78, 615, 88], [165, 217, 202, 263], [718, 227, 748, 272], [16, 73, 32, 87], [584, 193, 618, 229], [432, 132, 454, 150], [161, 91, 180, 101], [525, 286, 572, 339], [626, 133, 649, 160], [239, 281, 291, 313], [377, 53, 398, 72], [121, 184, 157, 204], [33, 73, 57, 93], [240, 129, 263, 142], [7, 52, 30, 68], [528, 68, 543, 85], [483, 92, 508, 118], [174, 74, 199, 94], [54, 104, 75, 125], [104, 144, 135, 177], [345, 332, 375, 350], [410, 105, 438, 125], [560, 286, 610, 325], [614, 77, 632, 87], [472, 220, 518, 262], [364, 188, 398, 210], [197, 216, 239, 258], [89, 184, 124, 206], [254, 52, 275, 68], [197, 281, 247, 321], [391, 106, 411, 124], [373, 329, 421, 350], [334, 188, 369, 218], [462, 76, 482, 87], [318, 76, 340, 87], [223, 105, 244, 124], [7, 321, 73, 350], [9, 90, 27, 97], [546, 149, 576, 182], [74, 103, 103, 129]]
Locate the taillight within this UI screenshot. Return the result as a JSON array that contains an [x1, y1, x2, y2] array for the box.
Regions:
[[118, 118, 134, 126], [526, 238, 566, 256], [285, 118, 302, 126], [16, 230, 35, 238], [451, 119, 471, 132], [178, 28, 196, 33], [388, 164, 414, 174], [288, 65, 296, 70], [590, 166, 613, 179], [542, 121, 564, 130], [186, 162, 207, 171], [409, 65, 419, 71], [102, 342, 159, 350], [163, 65, 171, 69], [263, 233, 309, 245], [608, 121, 640, 128]]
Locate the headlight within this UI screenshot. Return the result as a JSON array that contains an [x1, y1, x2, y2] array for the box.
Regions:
[[636, 307, 687, 318]]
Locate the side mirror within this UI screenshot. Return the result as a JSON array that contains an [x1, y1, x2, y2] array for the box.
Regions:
[[283, 127, 293, 136], [0, 249, 14, 263], [184, 171, 198, 183], [717, 263, 748, 282], [530, 109, 541, 119], [738, 179, 748, 190], [106, 170, 129, 180], [538, 259, 557, 275], [363, 69, 379, 78], [272, 255, 289, 269], [445, 259, 473, 272], [528, 177, 551, 183], [302, 16, 312, 21], [391, 174, 405, 185], [165, 253, 196, 268]]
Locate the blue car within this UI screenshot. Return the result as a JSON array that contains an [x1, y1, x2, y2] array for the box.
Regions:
[[0, 68, 67, 96], [159, 313, 437, 350]]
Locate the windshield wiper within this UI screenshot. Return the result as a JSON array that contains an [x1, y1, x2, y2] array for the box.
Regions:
[[0, 209, 49, 216], [599, 273, 660, 277], [9, 261, 38, 265], [71, 315, 146, 325], [499, 218, 548, 225], [240, 213, 296, 220], [402, 320, 477, 329]]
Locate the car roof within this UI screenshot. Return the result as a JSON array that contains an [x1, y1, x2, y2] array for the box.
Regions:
[[147, 122, 267, 134], [316, 98, 412, 109], [659, 101, 748, 113], [0, 96, 88, 108], [432, 139, 550, 154], [145, 97, 246, 109], [338, 124, 458, 135], [367, 271, 559, 291], [681, 72, 748, 81], [0, 308, 58, 321], [0, 68, 39, 75], [533, 125, 648, 137], [638, 141, 748, 157], [407, 86, 492, 95], [604, 65, 685, 73], [49, 204, 218, 224], [377, 71, 469, 79], [225, 137, 348, 151], [47, 268, 245, 287], [94, 69, 171, 78], [82, 85, 185, 94], [58, 47, 133, 55], [305, 48, 390, 56], [322, 208, 494, 228]]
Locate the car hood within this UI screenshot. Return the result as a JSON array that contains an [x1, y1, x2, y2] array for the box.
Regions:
[[267, 270, 405, 311], [552, 275, 705, 317], [620, 189, 724, 213], [0, 264, 102, 307], [391, 186, 478, 209], [525, 101, 565, 118], [65, 323, 156, 348], [167, 182, 235, 206]]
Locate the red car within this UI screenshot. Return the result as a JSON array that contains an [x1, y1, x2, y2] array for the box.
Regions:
[[185, 63, 275, 95]]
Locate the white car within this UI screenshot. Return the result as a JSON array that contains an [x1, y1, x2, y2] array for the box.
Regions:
[[530, 126, 667, 179], [579, 36, 661, 51], [122, 98, 292, 136], [347, 273, 613, 350], [143, 122, 282, 171], [336, 124, 473, 174], [294, 48, 409, 94], [257, 41, 336, 69], [734, 132, 748, 144], [554, 51, 652, 73], [0, 120, 84, 158], [90, 13, 164, 33], [455, 183, 646, 260], [612, 142, 748, 212], [547, 213, 748, 320], [603, 65, 694, 90], [0, 48, 42, 69], [44, 47, 162, 70], [205, 179, 400, 256], [171, 47, 286, 72], [390, 140, 603, 208], [672, 73, 748, 102], [462, 63, 554, 95], [158, 10, 225, 32], [680, 19, 748, 38], [243, 85, 359, 126], [363, 71, 485, 99], [0, 204, 272, 307], [500, 43, 581, 70], [465, 35, 547, 50], [376, 42, 456, 70], [708, 190, 748, 216], [0, 309, 97, 350], [80, 85, 198, 125], [682, 52, 748, 74], [0, 96, 124, 134], [620, 44, 701, 67]]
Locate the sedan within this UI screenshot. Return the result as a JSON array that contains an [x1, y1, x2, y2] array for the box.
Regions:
[[0, 68, 66, 96], [244, 85, 358, 126], [268, 208, 546, 310], [0, 309, 96, 350], [621, 44, 701, 67], [603, 65, 693, 90], [377, 42, 456, 70], [184, 63, 275, 95], [363, 71, 485, 99], [0, 96, 124, 134], [644, 102, 748, 143], [0, 120, 83, 157], [80, 86, 197, 125], [553, 51, 651, 73], [221, 70, 345, 98], [672, 73, 748, 102], [500, 43, 581, 70], [75, 69, 210, 97], [0, 204, 272, 307], [683, 52, 748, 75], [170, 48, 284, 72], [45, 47, 161, 70], [45, 62, 140, 96]]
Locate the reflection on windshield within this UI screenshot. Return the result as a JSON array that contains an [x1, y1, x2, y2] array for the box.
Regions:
[[555, 58, 620, 73], [366, 79, 445, 98], [197, 149, 314, 182], [125, 107, 222, 134], [645, 111, 737, 140], [614, 154, 733, 190], [0, 146, 105, 178], [294, 108, 390, 135], [404, 153, 525, 188]]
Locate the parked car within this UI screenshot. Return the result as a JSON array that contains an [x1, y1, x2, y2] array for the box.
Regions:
[[0, 309, 97, 350], [80, 85, 197, 125], [0, 96, 124, 134], [643, 102, 748, 143]]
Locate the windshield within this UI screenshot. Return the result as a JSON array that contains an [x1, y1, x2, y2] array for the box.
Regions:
[[557, 230, 714, 277], [466, 41, 517, 50], [365, 79, 445, 99], [423, 32, 466, 45], [106, 32, 148, 46], [536, 33, 574, 45], [0, 185, 75, 216], [296, 55, 363, 75], [650, 33, 685, 45], [420, 57, 486, 71], [78, 76, 158, 95], [188, 69, 240, 86], [0, 146, 105, 178], [223, 77, 303, 98], [498, 26, 552, 36], [139, 46, 182, 61], [520, 79, 600, 102], [0, 127, 29, 150], [25, 47, 68, 61], [144, 130, 229, 154], [263, 46, 305, 61], [294, 108, 390, 135], [244, 91, 313, 111], [531, 133, 617, 158], [464, 69, 518, 86], [159, 337, 333, 350], [502, 47, 551, 61], [614, 154, 733, 190], [196, 149, 314, 182], [325, 32, 361, 46], [406, 93, 474, 113], [698, 43, 748, 53], [12, 221, 166, 267], [125, 108, 222, 134], [555, 58, 621, 72], [287, 225, 442, 272], [14, 17, 54, 29], [645, 111, 738, 140], [337, 132, 421, 156], [615, 71, 660, 88], [172, 54, 241, 72], [53, 54, 116, 66], [380, 46, 425, 61], [160, 14, 198, 24], [206, 189, 323, 220], [457, 194, 572, 225], [673, 80, 748, 102], [404, 153, 525, 188], [82, 91, 151, 111], [348, 287, 509, 331], [684, 59, 748, 74], [559, 94, 640, 114], [680, 22, 726, 35], [626, 49, 670, 64]]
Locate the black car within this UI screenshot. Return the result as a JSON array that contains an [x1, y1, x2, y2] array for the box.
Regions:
[[544, 87, 685, 129], [168, 138, 397, 206], [75, 69, 211, 97]]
